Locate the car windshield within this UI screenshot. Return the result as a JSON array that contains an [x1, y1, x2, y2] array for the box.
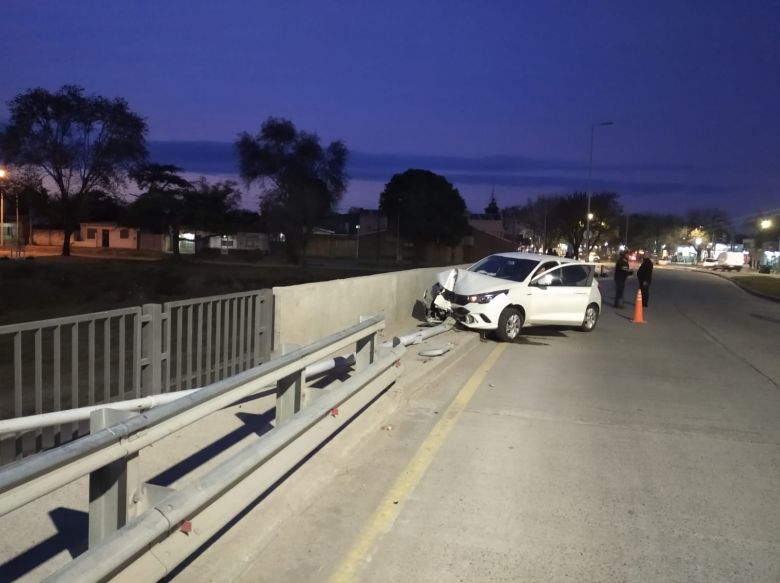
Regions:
[[468, 256, 539, 282]]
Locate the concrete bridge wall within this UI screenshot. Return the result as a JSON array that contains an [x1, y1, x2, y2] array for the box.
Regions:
[[272, 266, 447, 349]]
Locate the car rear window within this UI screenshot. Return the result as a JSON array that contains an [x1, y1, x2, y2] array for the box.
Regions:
[[469, 256, 538, 282]]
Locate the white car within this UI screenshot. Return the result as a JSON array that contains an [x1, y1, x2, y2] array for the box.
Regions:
[[430, 252, 602, 342]]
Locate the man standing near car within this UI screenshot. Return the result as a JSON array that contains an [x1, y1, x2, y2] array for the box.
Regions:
[[613, 250, 631, 308], [637, 254, 654, 307]]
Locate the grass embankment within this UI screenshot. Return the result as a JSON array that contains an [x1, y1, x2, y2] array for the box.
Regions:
[[732, 276, 780, 300], [0, 256, 385, 325]]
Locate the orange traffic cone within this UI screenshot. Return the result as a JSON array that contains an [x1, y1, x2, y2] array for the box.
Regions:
[[632, 289, 646, 324]]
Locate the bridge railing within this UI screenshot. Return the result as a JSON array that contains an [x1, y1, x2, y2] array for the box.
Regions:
[[0, 315, 395, 582], [0, 289, 273, 465]]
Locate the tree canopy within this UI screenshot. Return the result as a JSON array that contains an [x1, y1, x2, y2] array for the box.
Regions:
[[556, 192, 622, 257], [0, 85, 148, 255], [128, 164, 242, 255], [236, 118, 348, 263], [379, 169, 470, 248]]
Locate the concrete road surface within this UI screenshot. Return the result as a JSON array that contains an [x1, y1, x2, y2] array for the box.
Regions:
[[221, 267, 780, 583]]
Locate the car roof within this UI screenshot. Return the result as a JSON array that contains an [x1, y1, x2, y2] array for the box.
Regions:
[[487, 252, 580, 264]]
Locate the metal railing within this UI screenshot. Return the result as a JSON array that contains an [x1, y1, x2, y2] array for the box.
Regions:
[[0, 315, 397, 582], [0, 289, 272, 465]]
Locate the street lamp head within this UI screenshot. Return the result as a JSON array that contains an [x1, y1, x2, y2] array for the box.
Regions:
[[760, 219, 773, 230], [593, 121, 614, 128], [587, 212, 594, 220], [0, 168, 7, 179]]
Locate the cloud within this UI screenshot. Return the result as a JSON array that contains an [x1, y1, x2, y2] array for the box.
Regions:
[[148, 141, 722, 208]]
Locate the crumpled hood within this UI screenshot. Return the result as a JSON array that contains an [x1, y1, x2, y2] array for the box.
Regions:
[[436, 268, 514, 295]]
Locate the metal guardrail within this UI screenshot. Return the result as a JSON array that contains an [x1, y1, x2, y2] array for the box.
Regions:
[[0, 289, 272, 465], [54, 340, 402, 582], [0, 314, 393, 582], [0, 314, 384, 515]]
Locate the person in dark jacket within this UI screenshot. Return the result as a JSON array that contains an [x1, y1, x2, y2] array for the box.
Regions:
[[613, 250, 631, 307], [637, 254, 654, 307]]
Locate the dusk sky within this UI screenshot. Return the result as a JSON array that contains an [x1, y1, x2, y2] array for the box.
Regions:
[[2, 1, 779, 222]]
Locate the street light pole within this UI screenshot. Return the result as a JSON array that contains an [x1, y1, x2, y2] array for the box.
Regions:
[[0, 168, 7, 248], [585, 121, 613, 258], [355, 224, 360, 261]]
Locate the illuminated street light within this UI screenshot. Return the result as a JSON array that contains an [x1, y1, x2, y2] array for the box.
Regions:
[[585, 121, 613, 257], [355, 223, 360, 261], [587, 212, 594, 221], [0, 168, 7, 248], [760, 219, 773, 230]]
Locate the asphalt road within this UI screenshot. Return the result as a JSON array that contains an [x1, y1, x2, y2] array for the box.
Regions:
[[194, 267, 780, 582]]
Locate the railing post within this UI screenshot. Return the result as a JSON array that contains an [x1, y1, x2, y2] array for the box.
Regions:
[[141, 304, 163, 396], [355, 315, 376, 371], [275, 371, 303, 425], [88, 408, 139, 548]]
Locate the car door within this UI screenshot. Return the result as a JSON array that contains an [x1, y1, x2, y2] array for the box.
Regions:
[[525, 264, 593, 325]]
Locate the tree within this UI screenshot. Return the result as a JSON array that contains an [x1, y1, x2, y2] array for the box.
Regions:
[[128, 168, 243, 256], [684, 208, 732, 246], [236, 118, 348, 263], [1, 168, 49, 244], [623, 213, 685, 254], [129, 163, 192, 256], [0, 85, 148, 255], [82, 190, 126, 222], [546, 192, 622, 258], [379, 169, 470, 250], [505, 195, 557, 251], [185, 178, 243, 238]]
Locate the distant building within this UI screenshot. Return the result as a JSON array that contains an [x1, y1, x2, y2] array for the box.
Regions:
[[73, 222, 139, 250]]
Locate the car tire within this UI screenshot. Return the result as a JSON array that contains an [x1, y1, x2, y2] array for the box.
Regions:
[[581, 303, 600, 332], [496, 307, 523, 342]]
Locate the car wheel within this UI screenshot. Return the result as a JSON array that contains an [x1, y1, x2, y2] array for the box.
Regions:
[[581, 303, 600, 332], [496, 307, 523, 342]]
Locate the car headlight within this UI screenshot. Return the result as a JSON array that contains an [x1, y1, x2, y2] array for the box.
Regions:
[[467, 290, 508, 304]]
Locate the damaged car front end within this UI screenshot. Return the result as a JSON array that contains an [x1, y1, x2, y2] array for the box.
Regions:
[[426, 252, 602, 342]]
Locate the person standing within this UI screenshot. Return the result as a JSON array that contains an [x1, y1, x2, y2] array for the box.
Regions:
[[637, 254, 654, 307], [613, 250, 631, 308]]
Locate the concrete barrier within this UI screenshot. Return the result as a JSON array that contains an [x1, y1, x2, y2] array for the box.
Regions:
[[272, 266, 451, 349]]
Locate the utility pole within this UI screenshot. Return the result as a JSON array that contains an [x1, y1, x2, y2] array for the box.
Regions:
[[585, 121, 614, 257], [0, 168, 6, 247], [625, 214, 630, 248]]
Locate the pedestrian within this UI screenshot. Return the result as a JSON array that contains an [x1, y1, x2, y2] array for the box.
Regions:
[[637, 254, 654, 307], [613, 250, 631, 308]]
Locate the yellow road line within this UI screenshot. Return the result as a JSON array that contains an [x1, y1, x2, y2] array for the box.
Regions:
[[329, 342, 508, 583]]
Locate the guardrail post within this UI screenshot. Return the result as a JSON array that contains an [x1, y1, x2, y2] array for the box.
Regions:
[[275, 371, 303, 425], [355, 315, 377, 371], [88, 408, 140, 548], [141, 304, 163, 396]]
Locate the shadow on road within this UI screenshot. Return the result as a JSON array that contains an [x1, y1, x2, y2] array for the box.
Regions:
[[0, 507, 87, 581], [149, 408, 276, 487]]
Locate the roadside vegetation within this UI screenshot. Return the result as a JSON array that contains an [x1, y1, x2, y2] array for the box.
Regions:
[[0, 257, 385, 325], [732, 276, 780, 300]]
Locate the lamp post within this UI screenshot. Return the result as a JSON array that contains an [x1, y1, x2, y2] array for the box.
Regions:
[[355, 223, 360, 261], [0, 168, 7, 248], [585, 121, 613, 258]]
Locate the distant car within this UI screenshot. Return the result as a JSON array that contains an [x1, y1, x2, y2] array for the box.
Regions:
[[428, 252, 602, 342], [702, 257, 719, 268]]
